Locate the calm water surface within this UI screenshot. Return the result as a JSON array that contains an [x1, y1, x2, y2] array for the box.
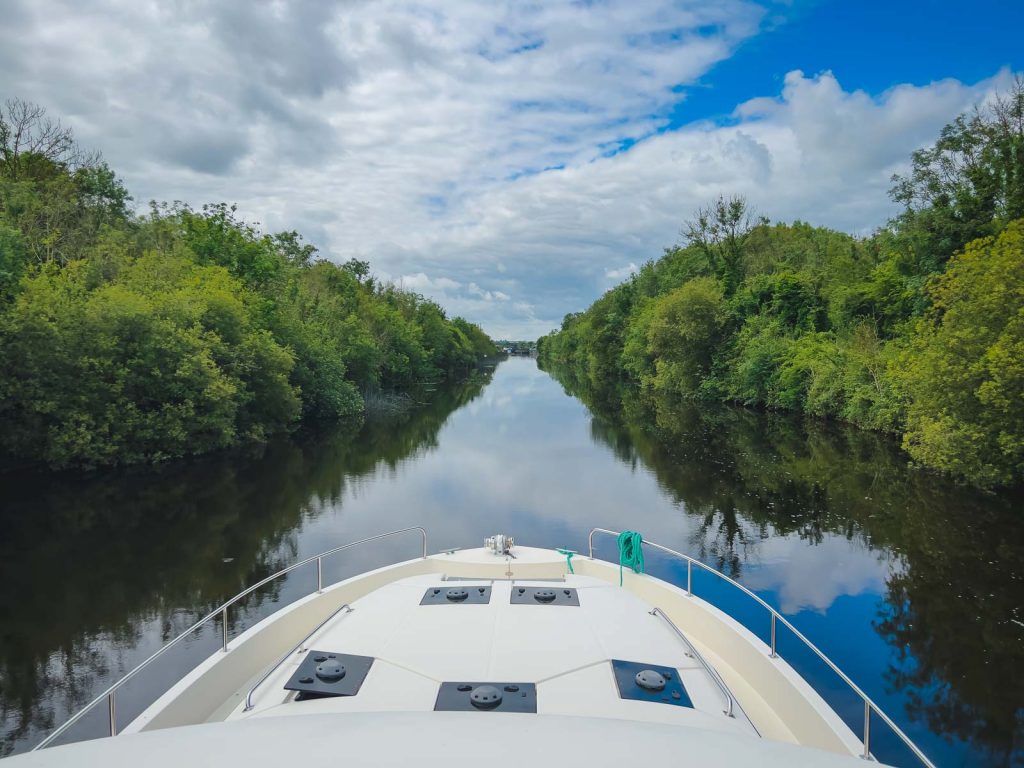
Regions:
[[0, 357, 1021, 765]]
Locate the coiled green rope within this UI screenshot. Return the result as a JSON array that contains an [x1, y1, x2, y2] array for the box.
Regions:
[[617, 531, 645, 585]]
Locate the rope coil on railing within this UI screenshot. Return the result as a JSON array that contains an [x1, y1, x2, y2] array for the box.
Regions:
[[616, 530, 645, 585]]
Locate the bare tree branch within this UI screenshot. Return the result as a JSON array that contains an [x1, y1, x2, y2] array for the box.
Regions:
[[681, 194, 765, 293], [0, 97, 93, 179]]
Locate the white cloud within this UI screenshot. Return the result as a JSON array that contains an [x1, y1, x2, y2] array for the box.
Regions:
[[427, 68, 1014, 336], [468, 283, 511, 302], [606, 262, 639, 280], [399, 273, 461, 293], [1, 1, 1016, 337]]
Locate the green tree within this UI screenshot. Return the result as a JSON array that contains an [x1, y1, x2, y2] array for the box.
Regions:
[[895, 221, 1024, 486], [682, 195, 764, 294], [0, 252, 301, 466], [646, 277, 728, 395], [890, 76, 1024, 271], [0, 223, 26, 300]]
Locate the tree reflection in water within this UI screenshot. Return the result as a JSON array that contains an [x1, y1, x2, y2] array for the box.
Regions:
[[542, 360, 1023, 765]]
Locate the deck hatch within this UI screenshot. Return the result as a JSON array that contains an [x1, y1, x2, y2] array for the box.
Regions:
[[420, 585, 492, 604], [611, 659, 693, 708], [283, 651, 374, 700], [434, 682, 537, 712], [510, 586, 579, 606]]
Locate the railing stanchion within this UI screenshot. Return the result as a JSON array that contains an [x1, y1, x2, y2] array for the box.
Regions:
[[316, 557, 323, 593], [107, 693, 116, 737], [770, 614, 777, 658], [221, 606, 229, 652], [686, 560, 692, 596], [863, 700, 872, 760]]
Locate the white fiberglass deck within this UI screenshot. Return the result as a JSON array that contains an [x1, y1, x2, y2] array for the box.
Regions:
[[8, 713, 878, 768], [232, 571, 754, 736], [12, 543, 904, 767]]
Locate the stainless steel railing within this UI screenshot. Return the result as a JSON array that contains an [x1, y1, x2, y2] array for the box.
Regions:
[[243, 602, 354, 712], [648, 607, 736, 719], [34, 526, 427, 751], [587, 527, 935, 768]]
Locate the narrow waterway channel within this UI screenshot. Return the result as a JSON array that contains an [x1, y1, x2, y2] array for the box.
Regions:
[[1, 357, 1020, 765]]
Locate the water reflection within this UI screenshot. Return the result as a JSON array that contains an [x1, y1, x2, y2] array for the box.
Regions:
[[543, 361, 1024, 766]]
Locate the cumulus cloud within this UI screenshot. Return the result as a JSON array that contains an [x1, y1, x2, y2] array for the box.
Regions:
[[0, 1, 1015, 337], [606, 263, 639, 280], [468, 283, 510, 302], [399, 273, 462, 294], [438, 68, 1014, 336]]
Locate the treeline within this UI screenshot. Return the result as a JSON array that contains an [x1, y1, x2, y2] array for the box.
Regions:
[[0, 99, 496, 469], [539, 79, 1024, 488]]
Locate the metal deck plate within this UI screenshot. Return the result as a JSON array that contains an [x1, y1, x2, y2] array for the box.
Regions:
[[611, 659, 693, 708], [510, 586, 579, 606], [283, 651, 374, 698], [420, 586, 492, 605], [434, 682, 538, 712]]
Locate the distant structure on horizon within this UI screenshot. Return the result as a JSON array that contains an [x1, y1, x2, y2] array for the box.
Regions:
[[496, 340, 537, 357]]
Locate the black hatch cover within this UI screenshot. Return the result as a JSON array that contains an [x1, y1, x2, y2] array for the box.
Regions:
[[435, 682, 537, 712], [283, 651, 374, 699], [421, 586, 492, 605], [611, 659, 693, 708], [510, 586, 579, 606]]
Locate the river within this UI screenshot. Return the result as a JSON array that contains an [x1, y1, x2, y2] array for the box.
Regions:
[[0, 357, 1020, 765]]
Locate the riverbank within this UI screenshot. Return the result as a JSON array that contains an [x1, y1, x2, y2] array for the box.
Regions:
[[537, 217, 1023, 490]]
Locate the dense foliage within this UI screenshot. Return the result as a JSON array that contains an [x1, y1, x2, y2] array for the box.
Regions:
[[0, 99, 495, 468], [539, 80, 1024, 487]]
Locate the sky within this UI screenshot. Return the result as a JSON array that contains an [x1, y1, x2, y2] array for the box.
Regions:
[[1, 0, 1021, 339]]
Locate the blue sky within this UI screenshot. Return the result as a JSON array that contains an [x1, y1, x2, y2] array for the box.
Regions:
[[1, 0, 1020, 338], [673, 0, 1024, 124]]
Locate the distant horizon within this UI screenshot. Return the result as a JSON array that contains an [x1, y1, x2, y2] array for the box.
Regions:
[[4, 0, 1021, 337]]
